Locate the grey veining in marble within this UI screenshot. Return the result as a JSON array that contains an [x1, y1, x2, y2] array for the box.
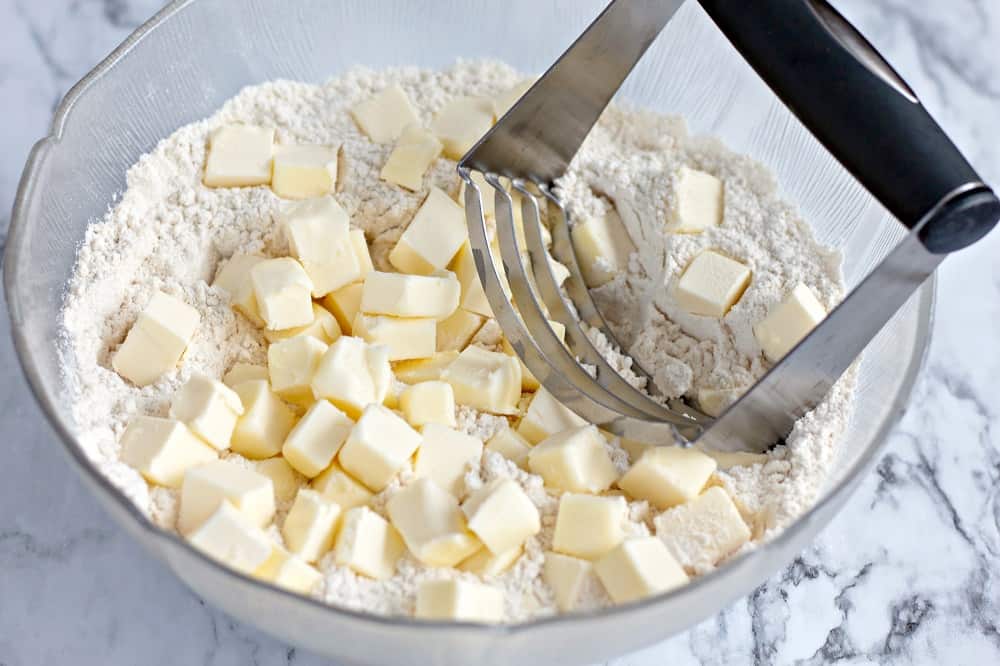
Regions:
[[1, 0, 998, 664]]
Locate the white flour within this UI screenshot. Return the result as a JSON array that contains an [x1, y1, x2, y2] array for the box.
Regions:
[[60, 60, 853, 622]]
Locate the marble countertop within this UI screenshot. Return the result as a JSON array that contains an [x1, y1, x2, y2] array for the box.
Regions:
[[1, 1, 998, 664]]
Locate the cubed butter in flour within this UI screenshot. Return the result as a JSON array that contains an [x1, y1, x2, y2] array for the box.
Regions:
[[462, 479, 540, 554], [282, 488, 342, 563], [594, 537, 689, 604], [334, 506, 405, 579], [254, 547, 322, 594], [674, 250, 750, 318], [338, 404, 422, 491], [119, 416, 217, 488], [187, 501, 274, 574], [353, 313, 436, 361], [350, 229, 374, 279], [279, 197, 360, 297], [169, 373, 244, 451], [310, 336, 386, 418], [653, 486, 751, 573], [517, 386, 587, 444], [213, 254, 266, 327], [322, 282, 364, 335], [543, 551, 599, 612], [262, 302, 341, 345], [311, 462, 373, 510], [415, 579, 504, 622], [571, 208, 636, 288], [666, 167, 724, 234], [250, 258, 315, 330], [231, 380, 297, 459], [350, 85, 420, 144], [389, 187, 468, 275], [552, 493, 627, 560], [271, 144, 338, 200], [399, 381, 456, 429], [203, 124, 274, 188], [436, 308, 485, 352], [753, 283, 826, 362], [618, 445, 716, 510], [442, 345, 521, 415], [449, 242, 492, 318], [485, 428, 532, 470], [458, 545, 522, 577], [267, 335, 328, 407], [393, 351, 459, 385], [112, 291, 200, 387], [412, 423, 482, 496], [528, 424, 618, 494], [696, 386, 745, 418], [361, 270, 460, 320], [177, 459, 275, 534], [380, 124, 443, 191], [282, 400, 353, 478], [223, 363, 269, 388], [254, 457, 301, 505], [429, 96, 495, 160], [387, 477, 481, 567]]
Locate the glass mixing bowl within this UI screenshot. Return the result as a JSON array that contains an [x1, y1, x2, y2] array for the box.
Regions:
[[4, 1, 933, 664]]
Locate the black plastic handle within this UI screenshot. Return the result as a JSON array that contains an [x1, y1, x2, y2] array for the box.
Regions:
[[697, 0, 999, 253]]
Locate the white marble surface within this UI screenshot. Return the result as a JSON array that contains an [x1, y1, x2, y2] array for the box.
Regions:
[[1, 0, 998, 664]]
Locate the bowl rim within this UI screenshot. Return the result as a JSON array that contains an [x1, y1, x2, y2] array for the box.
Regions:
[[2, 0, 937, 641]]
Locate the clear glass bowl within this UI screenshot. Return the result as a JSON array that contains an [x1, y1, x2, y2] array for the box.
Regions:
[[3, 1, 933, 664]]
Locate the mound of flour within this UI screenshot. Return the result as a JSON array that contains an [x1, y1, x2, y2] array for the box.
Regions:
[[59, 60, 853, 620]]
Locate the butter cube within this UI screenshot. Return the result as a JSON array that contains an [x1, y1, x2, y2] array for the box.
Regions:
[[254, 547, 322, 594], [462, 479, 540, 554], [203, 124, 274, 188], [361, 271, 460, 320], [552, 493, 627, 560], [280, 197, 359, 297], [653, 487, 751, 572], [389, 187, 468, 275], [353, 313, 436, 361], [350, 229, 374, 278], [322, 282, 364, 334], [338, 404, 422, 491], [282, 488, 342, 562], [366, 344, 394, 408], [697, 386, 744, 417], [501, 320, 566, 392], [442, 346, 521, 415], [571, 208, 636, 287], [413, 423, 482, 496], [112, 291, 200, 387], [251, 258, 315, 330], [282, 400, 354, 477], [618, 446, 717, 510], [262, 302, 342, 345], [753, 283, 826, 362], [485, 428, 532, 469], [223, 363, 269, 388], [119, 416, 217, 488], [169, 373, 244, 451], [415, 579, 504, 622], [493, 78, 535, 118], [177, 459, 276, 534], [543, 552, 598, 612], [268, 335, 328, 407], [380, 124, 443, 191], [430, 96, 495, 160], [666, 167, 724, 234], [386, 477, 481, 566], [450, 242, 492, 318], [213, 254, 266, 327], [459, 546, 522, 577], [311, 462, 373, 510], [517, 387, 587, 444], [350, 85, 420, 144], [674, 250, 751, 318], [187, 501, 274, 574], [255, 457, 302, 505], [231, 380, 297, 459], [436, 308, 485, 352], [594, 537, 689, 604], [271, 144, 338, 200], [528, 425, 618, 494], [703, 450, 769, 470], [399, 381, 456, 429], [334, 506, 405, 579], [394, 351, 459, 385], [310, 336, 382, 418]]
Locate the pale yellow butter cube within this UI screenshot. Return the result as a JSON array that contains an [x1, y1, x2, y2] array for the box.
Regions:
[[310, 336, 379, 418], [666, 166, 724, 234], [231, 380, 297, 459], [394, 351, 459, 385], [361, 270, 460, 320], [380, 124, 443, 191], [389, 187, 468, 275], [112, 291, 200, 387], [449, 242, 492, 318], [485, 428, 532, 470], [571, 208, 636, 287], [594, 537, 689, 604], [280, 197, 359, 297], [459, 546, 522, 577], [696, 386, 744, 417], [618, 446, 717, 510], [282, 488, 342, 562], [462, 479, 540, 554], [415, 579, 504, 622], [213, 254, 266, 327], [528, 424, 618, 494], [547, 254, 571, 287], [187, 501, 274, 574], [442, 346, 521, 415], [353, 313, 436, 362], [399, 381, 456, 429], [223, 362, 269, 388], [254, 547, 322, 594], [311, 462, 372, 510], [653, 486, 751, 573], [430, 96, 495, 160], [262, 302, 341, 345], [334, 506, 405, 579], [543, 551, 599, 612], [169, 373, 244, 451], [386, 477, 481, 567], [322, 283, 365, 335], [255, 457, 302, 505], [350, 85, 420, 144], [436, 308, 485, 352], [250, 258, 315, 330], [119, 416, 217, 488], [282, 400, 353, 477], [703, 449, 769, 470], [492, 78, 535, 118], [268, 335, 328, 407], [338, 404, 422, 491], [366, 344, 394, 408], [517, 387, 587, 444], [753, 283, 826, 362], [552, 493, 627, 560], [413, 423, 482, 496], [350, 229, 374, 278], [271, 144, 338, 200], [177, 459, 275, 534], [203, 124, 274, 188], [674, 250, 751, 318]]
